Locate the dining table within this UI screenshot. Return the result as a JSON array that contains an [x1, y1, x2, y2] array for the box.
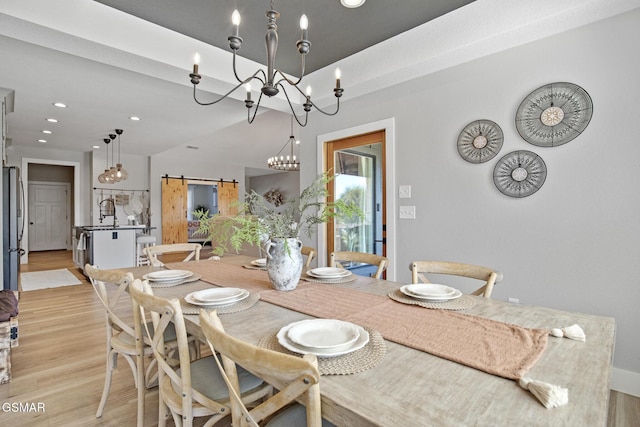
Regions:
[[118, 255, 615, 427]]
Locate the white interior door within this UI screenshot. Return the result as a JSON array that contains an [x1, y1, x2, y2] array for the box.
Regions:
[[28, 182, 69, 251]]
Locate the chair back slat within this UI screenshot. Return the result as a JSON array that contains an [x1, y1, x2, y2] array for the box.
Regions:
[[199, 310, 323, 427], [85, 264, 136, 337], [144, 243, 202, 267], [410, 260, 503, 298], [330, 251, 388, 279]]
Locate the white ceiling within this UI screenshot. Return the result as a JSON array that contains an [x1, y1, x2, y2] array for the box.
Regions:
[[1, 0, 636, 173]]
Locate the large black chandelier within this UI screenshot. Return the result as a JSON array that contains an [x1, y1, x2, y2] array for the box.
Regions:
[[189, 0, 343, 127]]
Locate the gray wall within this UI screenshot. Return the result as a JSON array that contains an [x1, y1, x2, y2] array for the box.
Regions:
[[299, 10, 640, 376], [247, 172, 300, 209]]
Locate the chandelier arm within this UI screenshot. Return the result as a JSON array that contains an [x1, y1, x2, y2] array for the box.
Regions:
[[306, 97, 341, 116], [192, 70, 265, 106], [277, 84, 309, 127], [273, 56, 306, 87], [231, 50, 244, 84], [292, 111, 309, 127], [232, 51, 268, 86], [247, 92, 264, 124]]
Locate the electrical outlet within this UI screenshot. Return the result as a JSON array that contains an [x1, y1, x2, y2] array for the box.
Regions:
[[399, 185, 411, 199], [508, 297, 520, 304], [399, 206, 416, 219]]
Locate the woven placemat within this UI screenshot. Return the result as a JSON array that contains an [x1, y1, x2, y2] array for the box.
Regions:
[[388, 289, 476, 311], [257, 326, 385, 376], [301, 273, 358, 285], [149, 274, 203, 288], [181, 293, 260, 315]]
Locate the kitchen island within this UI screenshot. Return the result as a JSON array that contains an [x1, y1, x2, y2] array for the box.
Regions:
[[73, 225, 149, 272]]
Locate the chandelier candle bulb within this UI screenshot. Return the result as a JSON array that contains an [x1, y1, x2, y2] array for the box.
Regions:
[[193, 53, 200, 74], [300, 14, 308, 40], [245, 83, 252, 101], [232, 10, 241, 36], [335, 68, 341, 88]]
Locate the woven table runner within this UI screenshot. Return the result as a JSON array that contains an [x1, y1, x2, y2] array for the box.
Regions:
[[260, 284, 548, 380], [165, 260, 314, 294]]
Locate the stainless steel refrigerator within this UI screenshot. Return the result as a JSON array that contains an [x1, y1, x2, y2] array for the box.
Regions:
[[2, 166, 24, 291]]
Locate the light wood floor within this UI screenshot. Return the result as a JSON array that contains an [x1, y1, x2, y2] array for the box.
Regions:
[[2, 250, 639, 427]]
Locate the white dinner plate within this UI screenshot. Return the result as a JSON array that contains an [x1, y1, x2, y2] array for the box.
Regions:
[[307, 267, 351, 279], [287, 319, 360, 350], [277, 320, 369, 358], [191, 287, 246, 303], [144, 270, 193, 282], [400, 285, 462, 302], [250, 258, 267, 267], [184, 289, 249, 307], [403, 284, 457, 298]]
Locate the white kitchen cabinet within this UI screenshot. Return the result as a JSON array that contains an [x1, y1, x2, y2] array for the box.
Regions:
[[91, 228, 137, 270]]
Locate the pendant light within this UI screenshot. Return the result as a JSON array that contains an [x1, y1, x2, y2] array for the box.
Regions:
[[114, 129, 128, 181], [107, 133, 119, 182], [98, 138, 113, 184]]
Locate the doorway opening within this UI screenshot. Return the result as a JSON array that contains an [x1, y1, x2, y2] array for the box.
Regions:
[[326, 131, 385, 278], [316, 118, 396, 280], [20, 158, 80, 264]]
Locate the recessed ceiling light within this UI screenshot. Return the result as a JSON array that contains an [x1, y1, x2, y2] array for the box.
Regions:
[[340, 0, 365, 8], [129, 116, 141, 121], [42, 130, 52, 134], [46, 118, 58, 123], [53, 102, 67, 108], [38, 139, 47, 143], [92, 145, 100, 149]]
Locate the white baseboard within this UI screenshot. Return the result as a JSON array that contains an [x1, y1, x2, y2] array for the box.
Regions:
[[611, 367, 640, 398]]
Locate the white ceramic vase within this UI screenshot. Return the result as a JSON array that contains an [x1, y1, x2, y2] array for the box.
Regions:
[[264, 237, 303, 291]]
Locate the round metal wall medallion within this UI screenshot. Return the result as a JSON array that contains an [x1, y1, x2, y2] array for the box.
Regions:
[[457, 120, 503, 163], [515, 82, 593, 147], [493, 150, 547, 198]]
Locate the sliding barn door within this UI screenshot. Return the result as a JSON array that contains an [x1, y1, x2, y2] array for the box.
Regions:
[[217, 181, 239, 216], [161, 178, 188, 244]]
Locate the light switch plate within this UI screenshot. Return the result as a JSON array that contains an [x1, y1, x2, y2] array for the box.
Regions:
[[399, 185, 411, 199], [399, 206, 416, 219]]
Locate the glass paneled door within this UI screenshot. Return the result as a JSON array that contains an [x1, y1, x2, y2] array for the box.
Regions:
[[326, 130, 386, 277]]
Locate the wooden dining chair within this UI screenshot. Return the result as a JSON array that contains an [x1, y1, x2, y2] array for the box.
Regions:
[[85, 264, 201, 426], [144, 243, 202, 267], [301, 246, 316, 268], [199, 310, 335, 427], [330, 251, 389, 279], [85, 265, 160, 426], [129, 279, 272, 427], [410, 260, 503, 298], [85, 265, 142, 423]]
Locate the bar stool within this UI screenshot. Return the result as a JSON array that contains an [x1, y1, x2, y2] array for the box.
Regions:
[[136, 234, 156, 266]]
